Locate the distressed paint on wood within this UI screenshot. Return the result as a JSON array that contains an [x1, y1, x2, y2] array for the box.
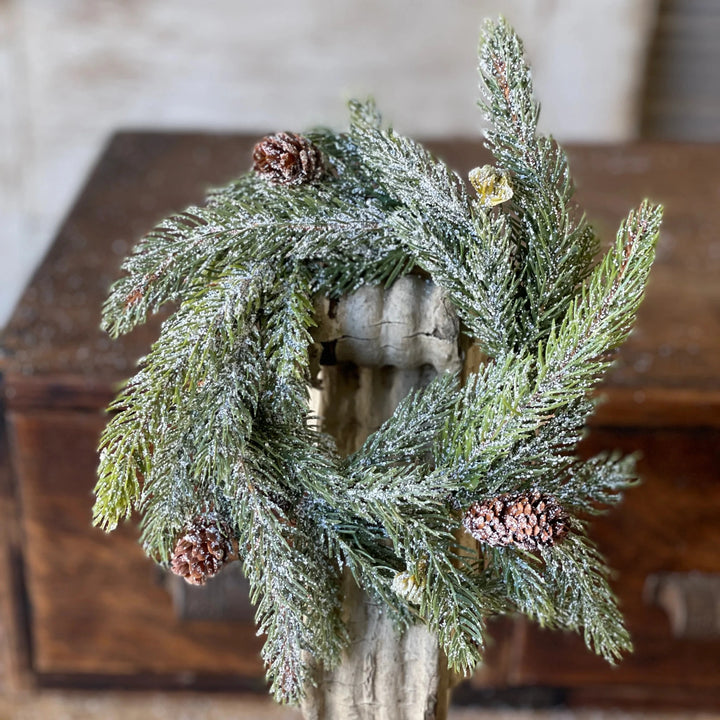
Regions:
[[303, 275, 460, 719]]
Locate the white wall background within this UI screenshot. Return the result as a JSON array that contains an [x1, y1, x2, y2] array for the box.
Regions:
[[0, 0, 658, 329]]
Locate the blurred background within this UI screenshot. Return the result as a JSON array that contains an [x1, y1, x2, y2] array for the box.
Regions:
[[4, 0, 720, 329], [2, 1, 720, 718]]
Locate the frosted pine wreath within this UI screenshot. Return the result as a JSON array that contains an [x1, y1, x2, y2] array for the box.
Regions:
[[94, 19, 662, 705]]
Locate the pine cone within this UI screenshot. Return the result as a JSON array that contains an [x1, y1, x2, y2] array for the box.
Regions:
[[463, 491, 568, 550], [170, 515, 234, 585], [252, 132, 324, 186]]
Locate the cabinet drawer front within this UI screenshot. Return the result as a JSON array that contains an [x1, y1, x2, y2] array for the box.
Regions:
[[10, 409, 264, 678], [511, 427, 720, 694]]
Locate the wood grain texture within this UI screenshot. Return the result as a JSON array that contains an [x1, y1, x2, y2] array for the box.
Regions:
[[0, 403, 33, 693], [303, 277, 458, 719], [7, 408, 264, 678], [506, 428, 720, 697]]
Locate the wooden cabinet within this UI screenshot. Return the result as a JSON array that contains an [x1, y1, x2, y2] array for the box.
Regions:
[[1, 134, 719, 708]]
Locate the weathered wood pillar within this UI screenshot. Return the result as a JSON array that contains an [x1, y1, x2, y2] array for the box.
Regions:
[[303, 275, 461, 720]]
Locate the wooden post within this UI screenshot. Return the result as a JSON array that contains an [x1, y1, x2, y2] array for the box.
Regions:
[[302, 276, 461, 720]]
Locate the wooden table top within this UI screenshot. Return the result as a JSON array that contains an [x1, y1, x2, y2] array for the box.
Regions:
[[1, 133, 718, 426]]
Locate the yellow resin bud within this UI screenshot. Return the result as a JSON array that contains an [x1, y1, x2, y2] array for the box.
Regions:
[[469, 165, 513, 207]]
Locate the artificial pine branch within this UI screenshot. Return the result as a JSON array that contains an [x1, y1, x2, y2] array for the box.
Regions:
[[555, 452, 640, 514], [94, 17, 663, 704], [541, 530, 633, 663], [237, 482, 345, 703], [349, 100, 521, 356], [478, 17, 599, 349]]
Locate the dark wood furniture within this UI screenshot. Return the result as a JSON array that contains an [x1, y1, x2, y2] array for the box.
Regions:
[[1, 134, 718, 708]]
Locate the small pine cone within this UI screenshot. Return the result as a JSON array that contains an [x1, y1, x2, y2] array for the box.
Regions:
[[463, 491, 568, 550], [252, 132, 324, 186], [170, 515, 234, 585]]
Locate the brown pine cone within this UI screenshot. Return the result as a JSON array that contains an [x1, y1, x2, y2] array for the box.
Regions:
[[463, 491, 568, 550], [170, 514, 234, 585], [252, 132, 324, 186]]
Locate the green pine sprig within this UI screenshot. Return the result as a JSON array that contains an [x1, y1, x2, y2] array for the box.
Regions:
[[478, 17, 600, 350]]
